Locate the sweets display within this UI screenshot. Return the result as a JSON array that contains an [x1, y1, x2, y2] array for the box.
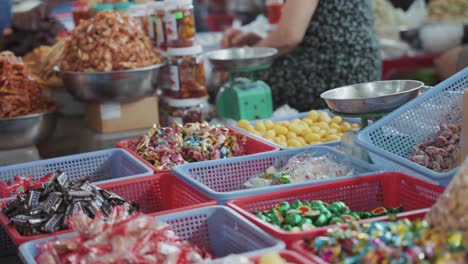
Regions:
[[428, 0, 468, 23], [2, 171, 138, 236], [426, 158, 468, 247], [237, 111, 359, 148], [0, 51, 55, 118], [165, 0, 196, 47], [0, 174, 54, 199], [302, 219, 466, 263], [60, 11, 161, 72], [223, 252, 292, 264], [254, 200, 402, 232], [244, 152, 352, 188], [166, 46, 208, 99], [132, 122, 246, 169], [23, 39, 67, 84], [36, 206, 210, 264], [408, 123, 461, 172]]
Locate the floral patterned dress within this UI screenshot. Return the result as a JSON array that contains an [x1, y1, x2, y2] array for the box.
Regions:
[[260, 0, 381, 112]]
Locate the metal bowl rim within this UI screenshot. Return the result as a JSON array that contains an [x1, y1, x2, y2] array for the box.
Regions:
[[205, 47, 278, 61], [0, 109, 57, 121], [53, 62, 166, 75], [320, 80, 424, 100]]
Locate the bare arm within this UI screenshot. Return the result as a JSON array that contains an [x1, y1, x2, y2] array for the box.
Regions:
[[255, 0, 319, 55]]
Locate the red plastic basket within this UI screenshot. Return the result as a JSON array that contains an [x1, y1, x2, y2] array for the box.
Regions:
[[248, 250, 314, 263], [227, 173, 444, 247], [382, 54, 437, 80], [116, 128, 280, 174], [291, 209, 429, 263], [0, 173, 216, 246]]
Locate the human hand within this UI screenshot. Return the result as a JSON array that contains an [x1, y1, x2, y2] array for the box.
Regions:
[[221, 27, 262, 48], [2, 28, 12, 37], [435, 46, 462, 81]]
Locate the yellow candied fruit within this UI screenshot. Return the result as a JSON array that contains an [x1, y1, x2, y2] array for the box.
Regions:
[[340, 122, 351, 132], [259, 253, 286, 264], [318, 129, 328, 137], [237, 120, 250, 129], [305, 133, 321, 143], [251, 131, 261, 137], [316, 121, 329, 130], [273, 137, 282, 144], [319, 111, 332, 122], [331, 116, 343, 124], [303, 118, 313, 125], [264, 129, 276, 138], [351, 123, 360, 129], [307, 110, 319, 121], [278, 134, 286, 142], [255, 121, 266, 132], [264, 119, 274, 130], [287, 131, 297, 139], [287, 138, 302, 147], [274, 124, 288, 135], [309, 126, 321, 133], [288, 124, 303, 135], [329, 128, 339, 135], [246, 126, 255, 133], [297, 137, 306, 145], [326, 134, 341, 141], [330, 123, 341, 130]]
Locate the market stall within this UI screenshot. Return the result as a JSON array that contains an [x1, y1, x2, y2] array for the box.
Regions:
[[0, 0, 467, 263]]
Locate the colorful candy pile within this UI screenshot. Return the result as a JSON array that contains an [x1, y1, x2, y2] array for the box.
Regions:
[[244, 153, 352, 188], [0, 173, 54, 198], [223, 252, 292, 264], [2, 171, 138, 236], [133, 122, 247, 170], [303, 219, 466, 263], [255, 200, 402, 232], [36, 206, 211, 264]]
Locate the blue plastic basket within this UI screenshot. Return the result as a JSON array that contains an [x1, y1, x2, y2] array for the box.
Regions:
[[18, 206, 284, 263], [356, 68, 468, 186], [172, 146, 380, 204], [231, 110, 361, 150], [0, 148, 153, 256]]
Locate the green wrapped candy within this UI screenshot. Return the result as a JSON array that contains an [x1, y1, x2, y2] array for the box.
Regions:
[[301, 218, 314, 226], [328, 203, 342, 214], [389, 206, 402, 214], [310, 200, 324, 208], [278, 173, 292, 184], [303, 209, 321, 220], [360, 212, 372, 219], [275, 201, 291, 214], [282, 224, 293, 231], [291, 200, 303, 209], [350, 212, 361, 220], [321, 209, 332, 220], [329, 216, 344, 224], [285, 213, 302, 226]]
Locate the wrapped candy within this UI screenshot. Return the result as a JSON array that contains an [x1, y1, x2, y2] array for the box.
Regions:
[[134, 122, 247, 170], [244, 153, 352, 188], [0, 173, 53, 199], [36, 206, 211, 264]]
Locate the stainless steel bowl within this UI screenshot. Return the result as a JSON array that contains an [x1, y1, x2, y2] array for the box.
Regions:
[[55, 63, 166, 103], [0, 111, 57, 150], [320, 80, 424, 114], [205, 47, 277, 71]]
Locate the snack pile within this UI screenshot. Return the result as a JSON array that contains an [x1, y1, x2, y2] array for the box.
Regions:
[[0, 51, 55, 118], [132, 122, 247, 170], [303, 219, 466, 263], [36, 206, 210, 264], [428, 0, 468, 23], [2, 171, 138, 236], [254, 200, 402, 232], [60, 11, 161, 72], [244, 153, 352, 188], [0, 173, 54, 199], [237, 111, 359, 148]]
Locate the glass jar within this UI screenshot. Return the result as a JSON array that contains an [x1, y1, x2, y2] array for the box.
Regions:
[[165, 45, 208, 99], [129, 4, 154, 39], [150, 2, 167, 50], [161, 97, 208, 126], [164, 0, 196, 48], [114, 2, 133, 15], [72, 1, 90, 25]]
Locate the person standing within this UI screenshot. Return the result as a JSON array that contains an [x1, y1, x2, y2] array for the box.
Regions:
[[0, 0, 13, 39]]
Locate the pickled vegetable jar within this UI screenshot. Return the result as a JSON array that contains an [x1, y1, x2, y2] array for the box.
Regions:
[[164, 0, 196, 47], [149, 2, 167, 50], [129, 4, 154, 40], [165, 45, 207, 99], [160, 97, 208, 126]]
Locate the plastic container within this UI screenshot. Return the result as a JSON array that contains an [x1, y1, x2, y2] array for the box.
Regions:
[[165, 45, 207, 99], [266, 0, 285, 24], [71, 1, 90, 25], [18, 206, 284, 264], [172, 146, 379, 204], [113, 1, 133, 14], [129, 3, 154, 39], [291, 209, 429, 263], [164, 0, 196, 47], [160, 97, 208, 126], [232, 110, 361, 150], [355, 68, 468, 186], [149, 1, 167, 50], [93, 3, 114, 13], [210, 250, 311, 264], [116, 128, 279, 174], [227, 173, 443, 246], [0, 173, 216, 247]]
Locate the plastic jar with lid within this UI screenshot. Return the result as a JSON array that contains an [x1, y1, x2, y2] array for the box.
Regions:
[[165, 45, 208, 99], [161, 97, 208, 126], [164, 0, 196, 48], [129, 4, 154, 39], [114, 2, 133, 14], [149, 2, 167, 50], [93, 4, 114, 14], [72, 1, 90, 25]]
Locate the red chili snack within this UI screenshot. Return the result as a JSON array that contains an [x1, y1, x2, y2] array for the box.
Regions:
[[0, 51, 55, 118]]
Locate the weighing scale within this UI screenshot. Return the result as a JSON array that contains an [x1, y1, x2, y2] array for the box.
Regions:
[[205, 47, 278, 121]]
